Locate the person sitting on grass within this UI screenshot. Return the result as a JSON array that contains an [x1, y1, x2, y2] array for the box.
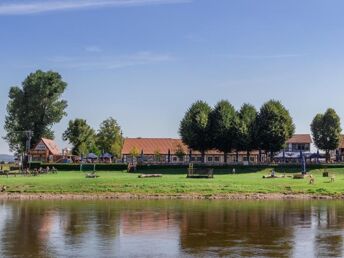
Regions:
[[52, 167, 57, 174], [271, 169, 275, 178], [309, 174, 315, 184]]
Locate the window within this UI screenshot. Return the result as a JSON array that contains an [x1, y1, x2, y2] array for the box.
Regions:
[[214, 157, 220, 162], [172, 157, 177, 162], [207, 157, 213, 162], [179, 157, 184, 162], [196, 157, 202, 161], [249, 157, 255, 162], [191, 157, 195, 161], [243, 157, 248, 161]]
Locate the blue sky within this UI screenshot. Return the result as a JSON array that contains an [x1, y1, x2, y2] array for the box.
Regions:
[[1, 0, 344, 154]]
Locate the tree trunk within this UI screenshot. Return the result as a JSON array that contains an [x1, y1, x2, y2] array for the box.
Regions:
[[224, 152, 228, 163], [259, 149, 262, 163], [326, 150, 330, 163], [270, 150, 274, 163], [236, 151, 239, 163], [201, 151, 205, 163], [247, 150, 250, 163]]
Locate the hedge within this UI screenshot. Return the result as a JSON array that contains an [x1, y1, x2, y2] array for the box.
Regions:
[[28, 162, 344, 172]]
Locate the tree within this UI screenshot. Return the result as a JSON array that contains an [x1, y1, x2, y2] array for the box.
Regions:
[[129, 146, 140, 158], [234, 104, 257, 161], [255, 100, 295, 160], [4, 70, 68, 153], [96, 117, 123, 158], [62, 119, 97, 156], [175, 143, 186, 161], [311, 108, 342, 162], [179, 100, 212, 162], [154, 149, 162, 162], [209, 100, 236, 163]]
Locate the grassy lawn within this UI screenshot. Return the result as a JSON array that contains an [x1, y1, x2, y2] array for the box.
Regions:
[[1, 168, 344, 195]]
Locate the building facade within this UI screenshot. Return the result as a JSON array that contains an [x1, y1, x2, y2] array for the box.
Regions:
[[122, 134, 312, 164], [29, 138, 62, 163]]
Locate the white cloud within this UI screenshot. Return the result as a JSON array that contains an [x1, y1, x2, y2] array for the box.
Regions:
[[48, 51, 174, 70], [0, 0, 191, 15], [85, 46, 102, 53], [226, 54, 305, 59]]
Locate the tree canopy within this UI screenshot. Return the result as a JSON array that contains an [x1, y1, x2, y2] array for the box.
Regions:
[[255, 100, 295, 157], [179, 100, 212, 161], [96, 117, 123, 158], [234, 103, 257, 154], [62, 119, 97, 156], [311, 108, 342, 161], [209, 100, 236, 162], [4, 70, 67, 153]]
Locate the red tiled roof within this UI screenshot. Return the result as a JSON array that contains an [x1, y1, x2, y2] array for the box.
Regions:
[[122, 138, 223, 155], [286, 134, 312, 144], [122, 138, 252, 155], [41, 138, 61, 155]]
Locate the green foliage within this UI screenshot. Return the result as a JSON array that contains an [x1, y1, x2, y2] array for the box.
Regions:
[[4, 70, 68, 153], [154, 149, 162, 162], [179, 100, 212, 160], [129, 146, 140, 157], [234, 103, 257, 152], [209, 100, 237, 159], [96, 117, 123, 158], [311, 108, 342, 159], [62, 119, 97, 156], [174, 143, 186, 159], [255, 100, 295, 154]]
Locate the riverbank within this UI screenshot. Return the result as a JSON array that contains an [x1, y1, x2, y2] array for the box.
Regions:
[[0, 168, 343, 198], [0, 192, 342, 200]]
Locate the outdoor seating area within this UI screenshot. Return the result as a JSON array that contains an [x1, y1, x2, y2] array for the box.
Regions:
[[0, 166, 58, 177]]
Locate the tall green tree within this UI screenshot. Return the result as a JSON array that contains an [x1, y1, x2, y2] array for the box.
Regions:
[[96, 117, 123, 158], [179, 100, 212, 162], [255, 100, 295, 160], [62, 119, 97, 156], [234, 103, 257, 161], [311, 108, 342, 162], [4, 70, 68, 153], [209, 100, 236, 163]]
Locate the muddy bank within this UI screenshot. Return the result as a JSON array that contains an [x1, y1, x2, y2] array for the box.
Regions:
[[0, 192, 342, 200]]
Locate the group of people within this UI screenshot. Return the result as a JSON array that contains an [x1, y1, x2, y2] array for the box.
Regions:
[[24, 166, 58, 176]]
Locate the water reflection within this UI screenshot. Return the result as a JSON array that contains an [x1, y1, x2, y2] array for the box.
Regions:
[[0, 200, 344, 257]]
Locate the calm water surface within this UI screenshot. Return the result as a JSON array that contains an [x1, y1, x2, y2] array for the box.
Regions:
[[0, 199, 344, 257]]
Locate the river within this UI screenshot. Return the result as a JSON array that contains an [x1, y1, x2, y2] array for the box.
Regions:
[[0, 200, 343, 257]]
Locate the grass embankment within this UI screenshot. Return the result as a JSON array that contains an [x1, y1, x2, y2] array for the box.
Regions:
[[0, 167, 344, 197]]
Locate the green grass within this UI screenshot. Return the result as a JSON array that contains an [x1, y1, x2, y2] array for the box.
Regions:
[[1, 168, 344, 196]]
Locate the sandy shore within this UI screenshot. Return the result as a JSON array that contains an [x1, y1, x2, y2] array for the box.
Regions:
[[0, 192, 342, 200]]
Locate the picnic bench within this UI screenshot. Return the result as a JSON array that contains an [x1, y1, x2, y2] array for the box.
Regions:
[[0, 170, 17, 177], [187, 164, 214, 179]]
